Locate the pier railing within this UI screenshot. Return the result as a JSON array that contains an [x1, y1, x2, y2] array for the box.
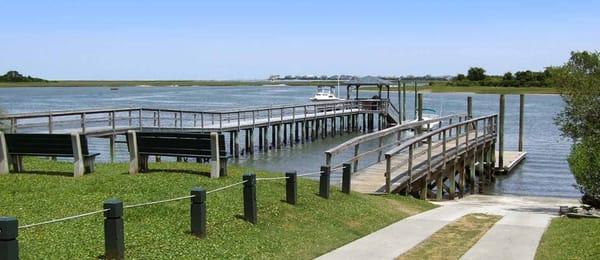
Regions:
[[0, 99, 391, 135], [383, 114, 497, 193], [324, 113, 468, 171]]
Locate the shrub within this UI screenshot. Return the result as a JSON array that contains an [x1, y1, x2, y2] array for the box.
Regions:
[[568, 138, 600, 207]]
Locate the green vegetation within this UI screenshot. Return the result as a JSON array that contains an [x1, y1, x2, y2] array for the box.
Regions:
[[536, 218, 600, 259], [423, 85, 558, 94], [0, 158, 435, 259], [0, 71, 47, 83], [362, 85, 559, 94], [445, 66, 553, 88], [552, 51, 600, 207], [397, 214, 501, 260]]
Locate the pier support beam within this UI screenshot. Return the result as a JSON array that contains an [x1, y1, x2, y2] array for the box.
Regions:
[[258, 127, 263, 151], [519, 94, 525, 152], [234, 131, 240, 158], [498, 94, 505, 171], [249, 129, 254, 155]]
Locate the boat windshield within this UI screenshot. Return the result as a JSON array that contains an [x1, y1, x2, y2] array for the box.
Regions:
[[317, 86, 334, 94]]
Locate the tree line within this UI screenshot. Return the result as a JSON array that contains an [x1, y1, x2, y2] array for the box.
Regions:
[[0, 71, 47, 82], [449, 67, 553, 87]]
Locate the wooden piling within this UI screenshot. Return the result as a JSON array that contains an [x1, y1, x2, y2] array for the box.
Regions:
[[519, 94, 525, 152], [467, 96, 473, 119], [402, 82, 407, 121], [498, 94, 505, 171], [414, 81, 418, 119]]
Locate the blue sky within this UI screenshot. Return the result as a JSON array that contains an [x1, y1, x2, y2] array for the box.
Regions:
[[1, 0, 598, 80]]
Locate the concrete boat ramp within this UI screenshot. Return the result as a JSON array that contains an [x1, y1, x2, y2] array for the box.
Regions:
[[317, 195, 578, 260]]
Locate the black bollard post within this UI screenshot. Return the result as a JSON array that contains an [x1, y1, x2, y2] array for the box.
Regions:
[[243, 173, 257, 224], [342, 163, 351, 194], [319, 165, 331, 199], [0, 216, 18, 260], [285, 171, 297, 205], [190, 187, 207, 238], [103, 199, 125, 260]]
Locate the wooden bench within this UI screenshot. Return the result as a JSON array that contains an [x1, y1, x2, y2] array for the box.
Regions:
[[127, 131, 228, 178], [0, 132, 99, 177]]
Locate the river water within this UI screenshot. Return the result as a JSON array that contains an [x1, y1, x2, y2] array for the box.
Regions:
[[0, 86, 578, 198]]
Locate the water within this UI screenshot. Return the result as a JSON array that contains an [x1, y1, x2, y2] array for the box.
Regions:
[[0, 86, 578, 198]]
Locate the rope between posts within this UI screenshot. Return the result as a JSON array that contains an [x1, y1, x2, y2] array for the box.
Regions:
[[256, 176, 290, 181], [207, 180, 248, 194], [18, 209, 109, 229], [124, 195, 196, 209], [296, 170, 324, 177]]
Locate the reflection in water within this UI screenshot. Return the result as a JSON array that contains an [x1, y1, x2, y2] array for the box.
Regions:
[[0, 86, 577, 198]]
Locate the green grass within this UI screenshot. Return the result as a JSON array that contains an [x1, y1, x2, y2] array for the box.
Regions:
[[397, 214, 501, 260], [536, 217, 600, 260], [0, 158, 435, 259]]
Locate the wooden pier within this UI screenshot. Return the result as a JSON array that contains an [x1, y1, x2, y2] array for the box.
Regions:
[[324, 94, 528, 200], [0, 99, 400, 160]]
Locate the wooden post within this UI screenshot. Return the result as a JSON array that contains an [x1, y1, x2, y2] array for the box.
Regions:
[[0, 132, 9, 174], [417, 93, 423, 135], [353, 144, 360, 173], [71, 133, 85, 177], [397, 80, 402, 124], [407, 144, 413, 196], [127, 131, 138, 175], [234, 131, 240, 158], [422, 136, 432, 200], [109, 135, 115, 163], [258, 127, 263, 151], [498, 94, 505, 171], [519, 94, 525, 152], [467, 96, 473, 119], [414, 81, 418, 119], [342, 163, 351, 194], [319, 165, 331, 199], [103, 199, 125, 260], [249, 128, 254, 155], [449, 161, 456, 200], [286, 171, 297, 205], [190, 187, 207, 238], [0, 216, 19, 260], [243, 173, 257, 224], [210, 132, 220, 178], [402, 82, 407, 121]]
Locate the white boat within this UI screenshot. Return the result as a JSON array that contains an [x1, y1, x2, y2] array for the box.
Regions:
[[407, 109, 441, 130], [310, 85, 343, 102]]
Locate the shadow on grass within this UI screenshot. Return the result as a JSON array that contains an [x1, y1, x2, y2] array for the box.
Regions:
[[14, 170, 74, 177], [136, 168, 212, 178]]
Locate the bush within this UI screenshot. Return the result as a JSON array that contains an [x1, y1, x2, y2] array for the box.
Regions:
[[568, 138, 600, 207]]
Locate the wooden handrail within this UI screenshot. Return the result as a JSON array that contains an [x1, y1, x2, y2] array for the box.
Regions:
[[325, 114, 466, 157], [385, 114, 497, 158]]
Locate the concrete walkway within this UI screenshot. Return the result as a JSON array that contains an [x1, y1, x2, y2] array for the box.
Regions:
[[317, 195, 578, 260]]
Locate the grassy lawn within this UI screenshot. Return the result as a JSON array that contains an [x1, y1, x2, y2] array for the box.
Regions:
[[536, 218, 600, 260], [397, 213, 501, 260], [0, 158, 435, 259]]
